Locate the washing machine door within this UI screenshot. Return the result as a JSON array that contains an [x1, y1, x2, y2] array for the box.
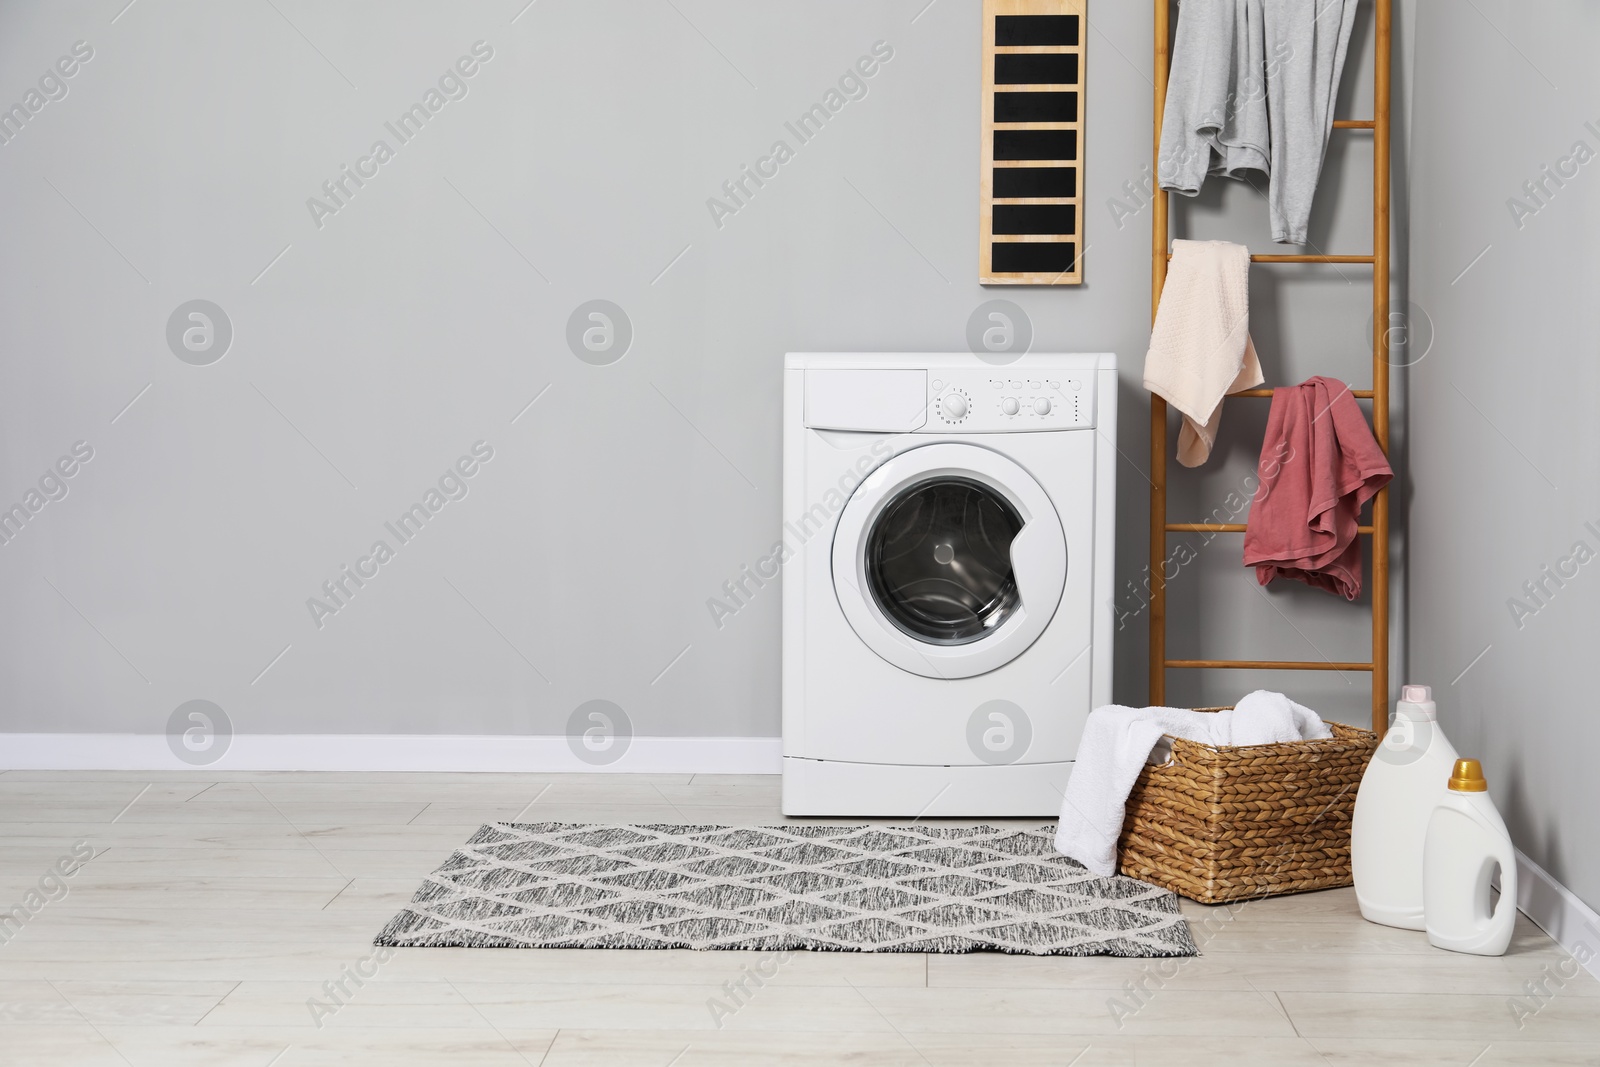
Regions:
[[831, 442, 1067, 679]]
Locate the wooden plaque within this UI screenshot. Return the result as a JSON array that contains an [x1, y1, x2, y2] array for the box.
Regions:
[[980, 0, 1085, 285]]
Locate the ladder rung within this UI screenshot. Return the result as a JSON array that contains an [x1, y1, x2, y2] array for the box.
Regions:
[[1332, 119, 1376, 128], [1166, 659, 1375, 672], [1165, 523, 1376, 534], [1164, 253, 1375, 264], [1253, 254, 1375, 263], [1228, 388, 1375, 398]]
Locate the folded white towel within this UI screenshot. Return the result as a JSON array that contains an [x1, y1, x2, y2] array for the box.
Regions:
[[1054, 691, 1332, 876], [1143, 239, 1265, 467]]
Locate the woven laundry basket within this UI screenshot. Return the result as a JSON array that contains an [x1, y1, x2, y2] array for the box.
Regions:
[[1116, 708, 1379, 905]]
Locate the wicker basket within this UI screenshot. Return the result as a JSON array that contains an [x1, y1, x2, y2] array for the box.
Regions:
[[1116, 709, 1379, 904]]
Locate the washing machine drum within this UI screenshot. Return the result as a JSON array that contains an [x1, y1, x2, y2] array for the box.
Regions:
[[832, 443, 1068, 679]]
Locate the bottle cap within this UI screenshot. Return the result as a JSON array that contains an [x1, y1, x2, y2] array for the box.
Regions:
[[1401, 684, 1432, 703], [1448, 758, 1488, 792]]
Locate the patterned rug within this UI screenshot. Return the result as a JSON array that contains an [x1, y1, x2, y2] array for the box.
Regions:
[[375, 822, 1196, 956]]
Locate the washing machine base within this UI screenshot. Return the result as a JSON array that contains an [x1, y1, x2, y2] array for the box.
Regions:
[[781, 756, 1072, 817]]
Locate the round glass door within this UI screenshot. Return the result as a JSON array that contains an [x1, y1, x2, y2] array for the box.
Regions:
[[830, 442, 1067, 679], [865, 477, 1024, 645]]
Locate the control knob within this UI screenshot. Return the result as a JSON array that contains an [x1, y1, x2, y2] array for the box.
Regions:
[[1001, 397, 1020, 416], [941, 393, 968, 420], [1034, 397, 1052, 415]]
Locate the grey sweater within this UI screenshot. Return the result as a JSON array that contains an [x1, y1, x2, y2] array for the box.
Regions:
[[1158, 0, 1360, 245], [1159, 0, 1271, 194], [1263, 0, 1360, 244]]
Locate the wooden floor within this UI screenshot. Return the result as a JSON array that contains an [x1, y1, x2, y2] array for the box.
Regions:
[[0, 771, 1595, 1066]]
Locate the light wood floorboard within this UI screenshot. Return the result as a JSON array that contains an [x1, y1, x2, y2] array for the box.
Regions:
[[0, 771, 1595, 1066]]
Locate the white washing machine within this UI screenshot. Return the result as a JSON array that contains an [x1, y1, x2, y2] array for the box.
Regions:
[[782, 352, 1117, 816]]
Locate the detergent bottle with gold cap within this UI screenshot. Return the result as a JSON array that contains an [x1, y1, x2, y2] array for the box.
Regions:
[[1423, 758, 1518, 956]]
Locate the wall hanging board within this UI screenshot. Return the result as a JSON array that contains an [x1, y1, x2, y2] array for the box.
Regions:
[[979, 0, 1085, 285]]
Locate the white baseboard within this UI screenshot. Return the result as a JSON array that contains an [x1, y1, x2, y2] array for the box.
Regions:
[[0, 734, 784, 774], [1516, 848, 1600, 982]]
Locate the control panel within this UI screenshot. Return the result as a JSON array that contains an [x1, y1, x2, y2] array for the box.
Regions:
[[923, 370, 1093, 432]]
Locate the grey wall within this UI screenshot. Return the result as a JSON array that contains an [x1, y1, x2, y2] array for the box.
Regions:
[[1407, 0, 1600, 911], [0, 0, 1394, 743]]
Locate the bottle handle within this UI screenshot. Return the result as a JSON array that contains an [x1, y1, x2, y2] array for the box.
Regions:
[[1489, 843, 1518, 931]]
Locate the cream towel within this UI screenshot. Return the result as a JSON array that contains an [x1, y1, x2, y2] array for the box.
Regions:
[[1143, 239, 1264, 467]]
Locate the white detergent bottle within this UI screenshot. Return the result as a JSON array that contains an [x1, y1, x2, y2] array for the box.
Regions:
[[1351, 684, 1459, 929], [1423, 759, 1518, 956]]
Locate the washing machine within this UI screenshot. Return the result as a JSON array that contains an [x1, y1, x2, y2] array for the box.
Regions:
[[781, 352, 1117, 816]]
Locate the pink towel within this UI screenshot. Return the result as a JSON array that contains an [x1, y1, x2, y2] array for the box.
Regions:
[[1243, 376, 1392, 600]]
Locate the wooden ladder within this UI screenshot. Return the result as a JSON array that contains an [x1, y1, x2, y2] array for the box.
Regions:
[[1148, 0, 1393, 735]]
